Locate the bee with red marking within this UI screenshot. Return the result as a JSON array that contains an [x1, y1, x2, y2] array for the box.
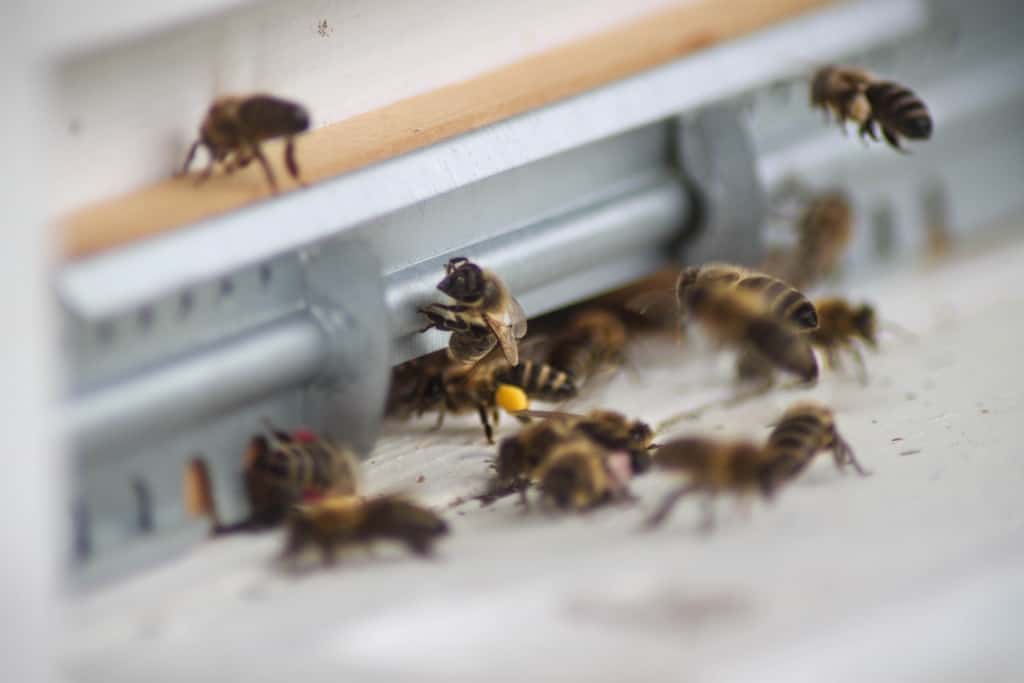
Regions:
[[763, 401, 867, 479], [419, 257, 527, 366], [282, 494, 448, 566], [219, 421, 360, 532], [179, 94, 310, 192]]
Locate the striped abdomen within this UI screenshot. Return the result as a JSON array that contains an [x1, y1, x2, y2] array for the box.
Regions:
[[764, 410, 831, 480], [865, 81, 932, 149], [496, 360, 577, 402], [689, 264, 818, 330], [547, 308, 628, 380]]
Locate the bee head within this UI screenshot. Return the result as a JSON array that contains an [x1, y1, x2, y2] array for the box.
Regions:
[[854, 304, 878, 348], [809, 65, 837, 106], [437, 258, 486, 303]]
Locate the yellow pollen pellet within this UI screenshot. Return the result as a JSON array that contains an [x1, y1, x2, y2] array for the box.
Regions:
[[495, 384, 529, 414]]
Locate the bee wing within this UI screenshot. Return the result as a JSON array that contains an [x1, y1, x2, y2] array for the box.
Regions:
[[484, 313, 520, 366], [509, 409, 585, 421], [507, 296, 528, 339]]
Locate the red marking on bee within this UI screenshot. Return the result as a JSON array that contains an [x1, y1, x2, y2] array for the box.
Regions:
[[292, 428, 317, 443]]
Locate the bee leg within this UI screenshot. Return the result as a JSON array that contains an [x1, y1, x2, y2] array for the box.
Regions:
[[882, 126, 907, 153], [283, 136, 306, 186], [430, 405, 446, 431], [249, 141, 279, 193], [477, 405, 494, 444], [178, 139, 205, 176], [849, 345, 869, 385], [837, 436, 869, 476], [697, 494, 716, 534], [643, 483, 696, 530]]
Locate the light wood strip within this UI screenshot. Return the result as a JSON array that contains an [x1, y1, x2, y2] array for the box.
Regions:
[[61, 0, 828, 258]]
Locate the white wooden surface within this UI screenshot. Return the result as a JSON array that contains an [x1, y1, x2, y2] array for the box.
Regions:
[[65, 234, 1024, 682], [51, 0, 681, 217]]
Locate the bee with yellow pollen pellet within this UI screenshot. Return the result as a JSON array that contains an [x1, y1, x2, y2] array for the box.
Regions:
[[495, 383, 530, 414]]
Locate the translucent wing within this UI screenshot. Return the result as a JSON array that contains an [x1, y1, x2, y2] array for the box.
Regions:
[[484, 313, 519, 366], [506, 296, 527, 338]]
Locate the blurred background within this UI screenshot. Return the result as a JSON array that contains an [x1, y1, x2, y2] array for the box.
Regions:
[[3, 0, 1023, 680]]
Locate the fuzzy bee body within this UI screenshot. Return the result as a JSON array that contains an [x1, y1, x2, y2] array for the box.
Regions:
[[807, 298, 878, 383], [419, 257, 527, 366], [180, 94, 310, 192], [764, 402, 867, 478], [547, 307, 629, 383], [678, 264, 818, 330], [283, 494, 448, 566], [228, 425, 359, 531], [645, 436, 774, 529], [489, 409, 654, 503], [392, 348, 577, 444], [811, 66, 932, 151], [535, 438, 631, 512], [862, 81, 933, 150], [681, 282, 819, 383]]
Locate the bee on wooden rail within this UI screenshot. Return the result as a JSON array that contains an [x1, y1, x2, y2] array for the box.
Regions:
[[419, 257, 527, 366], [810, 65, 932, 151], [282, 494, 448, 567], [807, 297, 879, 384], [217, 420, 359, 532], [764, 401, 867, 480], [534, 436, 636, 512], [179, 94, 310, 192]]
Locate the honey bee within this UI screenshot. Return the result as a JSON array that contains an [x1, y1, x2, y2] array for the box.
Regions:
[[535, 437, 634, 512], [398, 347, 577, 444], [419, 257, 528, 366], [862, 80, 933, 151], [282, 494, 449, 566], [764, 401, 867, 479], [644, 436, 775, 530], [679, 281, 819, 383], [763, 190, 855, 290], [810, 65, 874, 132], [677, 263, 818, 330], [811, 66, 932, 151], [546, 307, 628, 384], [218, 421, 360, 532], [488, 409, 655, 503], [807, 298, 878, 383], [179, 94, 311, 192]]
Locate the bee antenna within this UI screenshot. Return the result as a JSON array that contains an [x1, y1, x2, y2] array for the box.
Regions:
[[880, 319, 918, 342]]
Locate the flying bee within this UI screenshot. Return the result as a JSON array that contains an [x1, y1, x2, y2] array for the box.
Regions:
[[218, 421, 360, 532], [419, 257, 527, 366], [677, 263, 819, 330], [763, 190, 855, 290], [644, 436, 775, 530], [810, 65, 874, 132], [764, 401, 867, 479], [679, 281, 819, 383], [546, 307, 628, 384], [535, 437, 634, 512], [807, 297, 878, 384], [282, 494, 449, 566], [487, 409, 655, 504], [810, 66, 932, 151], [862, 80, 933, 151], [406, 347, 576, 444], [179, 94, 310, 192]]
